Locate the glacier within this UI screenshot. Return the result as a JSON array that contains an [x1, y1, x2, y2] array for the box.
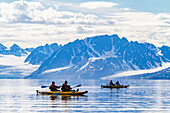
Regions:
[[0, 54, 39, 79], [101, 62, 170, 79]]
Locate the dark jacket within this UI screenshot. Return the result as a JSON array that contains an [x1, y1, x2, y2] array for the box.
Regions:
[[109, 81, 114, 85], [61, 83, 72, 91], [116, 81, 120, 85], [49, 84, 60, 91]]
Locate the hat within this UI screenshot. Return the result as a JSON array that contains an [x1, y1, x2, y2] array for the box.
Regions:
[[65, 80, 68, 84], [52, 81, 55, 84]]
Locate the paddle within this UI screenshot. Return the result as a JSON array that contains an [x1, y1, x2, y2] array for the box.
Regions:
[[41, 85, 49, 88], [41, 84, 81, 89], [71, 84, 81, 89]]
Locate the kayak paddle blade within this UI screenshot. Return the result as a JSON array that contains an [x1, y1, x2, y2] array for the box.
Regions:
[[72, 84, 81, 88], [76, 84, 81, 87], [41, 86, 49, 88]]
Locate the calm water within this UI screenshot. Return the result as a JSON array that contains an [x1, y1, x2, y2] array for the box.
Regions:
[[0, 79, 170, 113]]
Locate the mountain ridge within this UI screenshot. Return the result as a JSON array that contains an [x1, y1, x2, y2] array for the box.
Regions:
[[0, 43, 29, 56], [25, 34, 170, 79], [24, 43, 62, 65]]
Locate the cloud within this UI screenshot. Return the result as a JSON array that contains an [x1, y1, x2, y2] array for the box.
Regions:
[[76, 25, 91, 34], [0, 0, 44, 22], [0, 0, 98, 25], [108, 12, 166, 25], [156, 13, 170, 24], [69, 13, 97, 24], [0, 0, 169, 48], [80, 1, 118, 9]]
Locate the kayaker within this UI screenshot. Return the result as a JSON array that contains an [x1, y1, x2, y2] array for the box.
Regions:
[[109, 80, 114, 85], [49, 81, 61, 91], [116, 81, 120, 85], [61, 80, 72, 92]]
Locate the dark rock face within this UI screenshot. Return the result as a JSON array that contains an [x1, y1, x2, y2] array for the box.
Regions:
[[24, 43, 62, 65]]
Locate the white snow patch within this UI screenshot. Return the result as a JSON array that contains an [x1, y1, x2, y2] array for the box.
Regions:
[[78, 54, 118, 72], [0, 54, 27, 66], [0, 54, 40, 76], [78, 57, 104, 71], [84, 38, 101, 57], [101, 62, 170, 79], [130, 63, 139, 70], [100, 67, 103, 70], [89, 53, 118, 62], [78, 61, 90, 71], [158, 50, 163, 56], [42, 65, 72, 74]]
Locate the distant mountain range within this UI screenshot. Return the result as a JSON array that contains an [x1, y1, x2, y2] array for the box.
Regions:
[[0, 43, 61, 78], [0, 35, 169, 79], [24, 34, 170, 79], [0, 43, 61, 65], [0, 43, 29, 56], [159, 46, 170, 61]]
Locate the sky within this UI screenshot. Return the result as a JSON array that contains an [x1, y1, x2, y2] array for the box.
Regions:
[[0, 0, 170, 48]]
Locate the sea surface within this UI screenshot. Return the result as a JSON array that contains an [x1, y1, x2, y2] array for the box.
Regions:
[[0, 78, 169, 113]]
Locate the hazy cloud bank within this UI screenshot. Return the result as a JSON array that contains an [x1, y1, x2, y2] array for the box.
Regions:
[[0, 0, 169, 48]]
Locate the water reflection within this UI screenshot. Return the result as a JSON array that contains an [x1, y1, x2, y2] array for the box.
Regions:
[[49, 95, 88, 112], [50, 95, 58, 100], [101, 86, 121, 98], [0, 79, 170, 112], [109, 88, 120, 98], [37, 93, 88, 101], [48, 95, 88, 101]]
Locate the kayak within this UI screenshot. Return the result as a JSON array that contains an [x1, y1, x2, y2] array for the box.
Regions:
[[101, 85, 130, 88], [37, 90, 88, 95], [101, 85, 129, 88]]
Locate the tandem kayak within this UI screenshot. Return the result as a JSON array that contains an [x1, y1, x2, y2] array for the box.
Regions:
[[101, 85, 130, 88], [37, 90, 88, 95]]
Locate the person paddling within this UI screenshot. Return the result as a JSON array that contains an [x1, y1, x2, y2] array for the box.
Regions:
[[116, 81, 120, 86], [49, 81, 61, 91], [61, 80, 72, 92], [109, 80, 114, 85]]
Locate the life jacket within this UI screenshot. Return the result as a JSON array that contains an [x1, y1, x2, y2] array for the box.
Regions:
[[52, 84, 57, 88], [61, 83, 70, 91], [49, 84, 57, 91], [63, 83, 69, 89]]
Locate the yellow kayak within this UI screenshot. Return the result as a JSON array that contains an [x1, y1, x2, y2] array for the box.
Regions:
[[101, 85, 130, 88], [37, 90, 88, 95]]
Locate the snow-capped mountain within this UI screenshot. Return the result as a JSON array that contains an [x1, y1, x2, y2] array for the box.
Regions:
[[159, 46, 170, 61], [9, 44, 28, 56], [0, 43, 28, 56], [25, 34, 170, 79], [24, 43, 62, 65], [0, 43, 7, 52], [24, 48, 34, 52]]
